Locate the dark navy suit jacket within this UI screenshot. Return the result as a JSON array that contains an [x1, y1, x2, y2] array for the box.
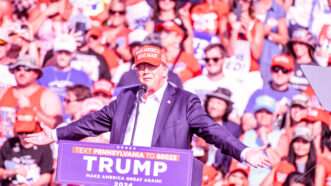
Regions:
[[57, 84, 246, 186]]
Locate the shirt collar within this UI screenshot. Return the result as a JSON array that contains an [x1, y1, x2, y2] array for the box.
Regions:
[[150, 82, 168, 103]]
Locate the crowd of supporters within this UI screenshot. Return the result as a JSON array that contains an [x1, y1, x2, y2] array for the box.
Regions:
[[0, 0, 331, 185]]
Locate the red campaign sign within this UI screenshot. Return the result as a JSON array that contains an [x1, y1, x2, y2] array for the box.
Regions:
[[56, 140, 193, 186]]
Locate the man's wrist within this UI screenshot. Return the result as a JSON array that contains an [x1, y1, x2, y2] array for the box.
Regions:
[[240, 147, 250, 162], [51, 129, 58, 141]]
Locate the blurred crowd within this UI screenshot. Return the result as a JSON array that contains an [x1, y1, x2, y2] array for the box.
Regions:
[[0, 0, 331, 185]]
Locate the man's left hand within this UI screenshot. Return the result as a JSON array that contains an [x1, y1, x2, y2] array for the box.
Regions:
[[243, 146, 272, 168]]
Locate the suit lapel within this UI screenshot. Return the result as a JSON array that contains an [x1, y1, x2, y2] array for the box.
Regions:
[[152, 84, 176, 146]]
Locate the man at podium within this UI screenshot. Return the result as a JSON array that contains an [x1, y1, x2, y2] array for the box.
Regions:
[[25, 44, 272, 186]]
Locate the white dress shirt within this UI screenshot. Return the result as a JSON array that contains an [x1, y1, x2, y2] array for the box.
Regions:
[[123, 83, 167, 147]]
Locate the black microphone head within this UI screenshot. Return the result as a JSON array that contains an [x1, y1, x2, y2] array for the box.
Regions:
[[136, 84, 147, 101], [140, 84, 147, 93]]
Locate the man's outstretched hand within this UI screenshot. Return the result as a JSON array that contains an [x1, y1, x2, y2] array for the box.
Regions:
[[243, 146, 273, 168], [23, 125, 55, 145]]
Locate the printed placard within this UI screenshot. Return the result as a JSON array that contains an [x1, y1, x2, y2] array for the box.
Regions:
[[56, 140, 193, 186]]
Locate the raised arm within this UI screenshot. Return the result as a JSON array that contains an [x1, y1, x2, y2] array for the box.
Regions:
[[24, 99, 117, 145], [187, 94, 272, 168]]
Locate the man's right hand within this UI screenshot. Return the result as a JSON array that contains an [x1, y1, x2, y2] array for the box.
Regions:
[[23, 125, 55, 145]]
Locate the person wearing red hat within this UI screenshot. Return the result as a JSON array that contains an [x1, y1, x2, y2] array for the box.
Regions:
[[243, 53, 299, 132], [0, 109, 53, 186], [71, 27, 112, 82], [301, 108, 331, 156], [86, 27, 121, 76], [0, 55, 62, 146], [224, 160, 250, 186], [92, 79, 114, 105], [158, 20, 201, 82], [26, 43, 273, 186]]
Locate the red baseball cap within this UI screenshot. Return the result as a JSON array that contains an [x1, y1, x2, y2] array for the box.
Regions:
[[92, 79, 113, 97], [14, 108, 41, 134], [134, 45, 165, 66], [228, 160, 250, 177], [88, 27, 103, 38], [271, 54, 295, 71]]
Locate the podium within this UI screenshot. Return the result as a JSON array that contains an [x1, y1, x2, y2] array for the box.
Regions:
[[56, 140, 193, 186]]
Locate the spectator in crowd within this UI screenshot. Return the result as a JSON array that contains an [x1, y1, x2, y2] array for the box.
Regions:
[[11, 0, 36, 21], [287, 28, 317, 91], [242, 94, 282, 185], [0, 1, 13, 26], [189, 0, 232, 60], [243, 54, 299, 131], [276, 94, 309, 157], [192, 134, 223, 186], [62, 84, 91, 123], [309, 0, 331, 37], [276, 106, 330, 159], [284, 94, 309, 129], [254, 0, 288, 82], [226, 0, 264, 72], [158, 20, 200, 82], [0, 30, 16, 90], [61, 84, 109, 144], [0, 56, 62, 145], [38, 34, 92, 100], [261, 127, 325, 186], [32, 1, 71, 60], [7, 25, 31, 60], [203, 87, 241, 174], [285, 0, 315, 33], [223, 160, 250, 186], [103, 0, 132, 62], [319, 127, 331, 186], [201, 161, 223, 186], [184, 44, 238, 106], [282, 172, 313, 186], [146, 0, 191, 41], [315, 24, 331, 67], [125, 0, 152, 32], [91, 79, 114, 106], [0, 108, 53, 186], [70, 27, 111, 81], [304, 109, 331, 155]]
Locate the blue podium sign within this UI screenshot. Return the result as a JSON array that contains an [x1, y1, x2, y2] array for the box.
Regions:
[[56, 140, 193, 186]]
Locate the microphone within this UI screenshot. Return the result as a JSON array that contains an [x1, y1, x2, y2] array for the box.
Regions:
[[130, 84, 147, 145], [136, 84, 147, 102]]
